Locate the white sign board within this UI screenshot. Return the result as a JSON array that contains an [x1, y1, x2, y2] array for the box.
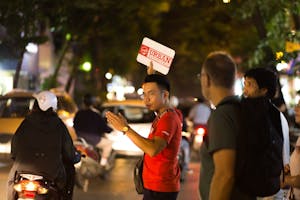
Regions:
[[136, 37, 175, 75]]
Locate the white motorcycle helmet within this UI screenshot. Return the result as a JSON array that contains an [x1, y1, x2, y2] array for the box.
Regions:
[[33, 91, 58, 111]]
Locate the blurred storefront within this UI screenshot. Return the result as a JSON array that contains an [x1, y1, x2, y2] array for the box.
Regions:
[[0, 43, 45, 95], [0, 44, 17, 94], [0, 28, 70, 95], [276, 53, 300, 108]]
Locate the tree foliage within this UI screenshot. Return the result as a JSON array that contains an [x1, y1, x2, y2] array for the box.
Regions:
[[229, 0, 300, 67], [1, 0, 300, 97]]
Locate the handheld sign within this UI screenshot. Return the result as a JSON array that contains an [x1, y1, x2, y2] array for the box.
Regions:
[[136, 37, 175, 75]]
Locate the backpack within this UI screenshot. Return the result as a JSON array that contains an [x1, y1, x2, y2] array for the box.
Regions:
[[219, 97, 284, 197]]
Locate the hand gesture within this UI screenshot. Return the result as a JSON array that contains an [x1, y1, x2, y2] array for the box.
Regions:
[[147, 61, 155, 75], [105, 111, 128, 132]]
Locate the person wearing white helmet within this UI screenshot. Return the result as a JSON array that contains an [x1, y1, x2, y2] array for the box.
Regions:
[[33, 90, 58, 111], [7, 90, 77, 200]]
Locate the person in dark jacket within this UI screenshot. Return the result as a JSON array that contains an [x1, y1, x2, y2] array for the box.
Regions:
[[243, 67, 289, 199], [73, 94, 113, 168], [7, 91, 77, 200]]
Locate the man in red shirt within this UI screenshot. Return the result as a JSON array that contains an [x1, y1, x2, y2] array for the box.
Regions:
[[106, 74, 182, 200]]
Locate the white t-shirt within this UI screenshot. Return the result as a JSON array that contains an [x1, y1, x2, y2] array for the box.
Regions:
[[281, 112, 290, 166], [188, 103, 211, 125]]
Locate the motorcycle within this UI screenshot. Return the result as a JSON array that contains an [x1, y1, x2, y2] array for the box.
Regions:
[[74, 137, 116, 192], [191, 124, 207, 151], [13, 150, 81, 200], [13, 172, 61, 200]]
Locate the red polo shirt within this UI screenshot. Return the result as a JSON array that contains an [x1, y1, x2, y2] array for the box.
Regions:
[[143, 109, 182, 192]]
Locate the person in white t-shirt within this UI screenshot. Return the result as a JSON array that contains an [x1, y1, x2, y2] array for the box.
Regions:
[[281, 101, 300, 199], [187, 97, 211, 127]]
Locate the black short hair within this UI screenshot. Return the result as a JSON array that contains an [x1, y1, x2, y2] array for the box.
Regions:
[[202, 51, 236, 89], [143, 74, 170, 92], [244, 67, 277, 98], [83, 93, 93, 106]]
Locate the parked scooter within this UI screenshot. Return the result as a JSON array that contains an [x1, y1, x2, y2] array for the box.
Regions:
[[74, 137, 116, 192]]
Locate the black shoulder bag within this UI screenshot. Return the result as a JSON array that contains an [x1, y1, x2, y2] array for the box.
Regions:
[[133, 155, 144, 194]]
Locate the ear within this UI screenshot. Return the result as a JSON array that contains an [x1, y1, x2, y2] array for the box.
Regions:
[[201, 73, 210, 87], [163, 90, 169, 100], [260, 88, 268, 96]]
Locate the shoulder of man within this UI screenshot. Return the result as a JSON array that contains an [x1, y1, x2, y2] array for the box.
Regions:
[[158, 108, 182, 124], [216, 95, 241, 108]]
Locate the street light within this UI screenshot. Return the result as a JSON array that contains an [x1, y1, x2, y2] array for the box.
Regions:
[[105, 72, 112, 80], [223, 0, 230, 3], [26, 43, 38, 54], [80, 61, 92, 72], [276, 61, 288, 71]]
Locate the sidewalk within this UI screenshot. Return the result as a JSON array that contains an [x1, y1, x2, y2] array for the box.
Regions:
[[178, 161, 201, 200]]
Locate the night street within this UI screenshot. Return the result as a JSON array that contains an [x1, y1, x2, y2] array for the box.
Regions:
[[2, 1, 298, 200], [0, 157, 201, 200]]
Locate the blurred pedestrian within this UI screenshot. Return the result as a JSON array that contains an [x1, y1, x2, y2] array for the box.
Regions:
[[7, 91, 77, 199], [170, 95, 190, 182], [198, 51, 254, 199], [73, 94, 113, 169], [106, 73, 182, 200], [243, 67, 290, 200], [187, 97, 211, 128]]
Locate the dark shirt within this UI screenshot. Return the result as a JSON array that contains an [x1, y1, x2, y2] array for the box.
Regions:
[[73, 108, 112, 145], [199, 96, 254, 200], [11, 111, 76, 181]]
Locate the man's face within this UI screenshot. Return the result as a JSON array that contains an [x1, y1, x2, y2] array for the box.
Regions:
[[142, 82, 166, 111], [243, 77, 266, 98]]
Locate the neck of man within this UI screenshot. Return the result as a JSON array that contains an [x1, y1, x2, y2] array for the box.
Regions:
[[210, 86, 235, 107], [156, 104, 172, 117]]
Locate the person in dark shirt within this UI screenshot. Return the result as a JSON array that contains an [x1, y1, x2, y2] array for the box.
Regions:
[[73, 94, 112, 167], [199, 51, 254, 200], [7, 91, 76, 200]]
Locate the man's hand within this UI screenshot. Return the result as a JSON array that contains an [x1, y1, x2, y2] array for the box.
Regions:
[[147, 61, 155, 75], [106, 111, 166, 157], [284, 164, 290, 175], [105, 111, 128, 132], [280, 176, 290, 188]]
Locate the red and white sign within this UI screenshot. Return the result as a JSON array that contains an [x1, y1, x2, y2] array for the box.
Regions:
[[136, 37, 175, 75]]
